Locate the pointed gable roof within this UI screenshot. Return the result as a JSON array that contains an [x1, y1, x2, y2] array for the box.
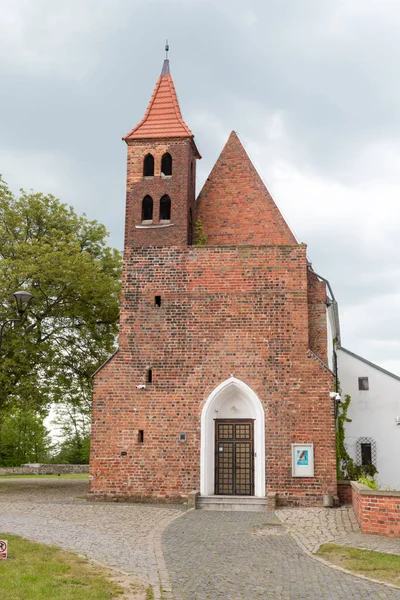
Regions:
[[124, 59, 195, 142], [196, 131, 297, 246]]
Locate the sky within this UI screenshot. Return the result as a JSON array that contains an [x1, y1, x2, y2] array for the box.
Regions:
[[1, 0, 400, 374]]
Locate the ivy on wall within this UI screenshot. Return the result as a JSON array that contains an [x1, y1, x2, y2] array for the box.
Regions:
[[336, 393, 377, 480], [194, 218, 208, 246]]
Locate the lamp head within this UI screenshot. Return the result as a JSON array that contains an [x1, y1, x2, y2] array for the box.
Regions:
[[11, 291, 34, 314]]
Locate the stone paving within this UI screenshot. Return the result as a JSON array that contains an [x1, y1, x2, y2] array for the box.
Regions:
[[162, 510, 400, 599], [0, 478, 185, 598], [2, 479, 400, 599], [277, 506, 400, 555]]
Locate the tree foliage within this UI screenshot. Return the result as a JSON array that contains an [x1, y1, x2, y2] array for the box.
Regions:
[[0, 176, 122, 421], [0, 404, 52, 466]]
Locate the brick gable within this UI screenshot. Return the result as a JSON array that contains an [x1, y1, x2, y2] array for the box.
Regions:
[[196, 131, 297, 246]]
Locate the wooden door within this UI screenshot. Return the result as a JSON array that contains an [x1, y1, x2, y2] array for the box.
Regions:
[[214, 420, 254, 495]]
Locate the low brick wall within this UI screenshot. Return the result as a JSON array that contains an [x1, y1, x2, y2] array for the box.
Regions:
[[337, 480, 352, 505], [351, 481, 400, 537], [0, 464, 88, 476]]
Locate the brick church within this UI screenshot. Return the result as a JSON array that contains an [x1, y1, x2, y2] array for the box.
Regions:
[[88, 57, 337, 507]]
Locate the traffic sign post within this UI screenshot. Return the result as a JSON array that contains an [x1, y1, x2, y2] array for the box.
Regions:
[[0, 540, 7, 559]]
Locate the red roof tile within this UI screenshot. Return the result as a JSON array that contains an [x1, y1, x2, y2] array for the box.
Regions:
[[124, 60, 194, 140]]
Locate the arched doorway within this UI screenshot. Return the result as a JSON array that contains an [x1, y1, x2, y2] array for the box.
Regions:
[[200, 377, 265, 497]]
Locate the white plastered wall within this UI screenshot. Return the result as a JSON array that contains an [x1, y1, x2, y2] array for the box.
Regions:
[[337, 349, 400, 489], [200, 377, 265, 497]]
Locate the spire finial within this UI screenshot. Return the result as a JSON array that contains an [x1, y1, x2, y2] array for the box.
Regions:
[[165, 40, 169, 59]]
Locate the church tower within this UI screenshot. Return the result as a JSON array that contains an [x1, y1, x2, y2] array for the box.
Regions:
[[89, 55, 337, 508], [123, 58, 200, 248]]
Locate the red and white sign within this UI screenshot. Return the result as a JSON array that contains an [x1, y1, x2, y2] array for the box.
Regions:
[[0, 540, 7, 559]]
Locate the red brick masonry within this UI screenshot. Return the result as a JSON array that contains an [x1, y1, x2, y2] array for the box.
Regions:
[[351, 481, 400, 537], [337, 480, 352, 505]]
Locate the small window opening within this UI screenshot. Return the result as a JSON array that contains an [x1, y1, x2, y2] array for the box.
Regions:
[[358, 377, 369, 391], [179, 432, 187, 443], [143, 154, 154, 177], [138, 430, 144, 443], [146, 368, 152, 384], [361, 443, 372, 466], [356, 437, 376, 466], [155, 296, 161, 307], [160, 195, 171, 221], [161, 152, 172, 176], [142, 195, 153, 222]]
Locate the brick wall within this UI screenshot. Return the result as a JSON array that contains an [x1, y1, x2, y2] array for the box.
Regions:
[[337, 480, 352, 505], [351, 482, 400, 537], [307, 270, 328, 363], [125, 138, 197, 247], [89, 244, 337, 505]]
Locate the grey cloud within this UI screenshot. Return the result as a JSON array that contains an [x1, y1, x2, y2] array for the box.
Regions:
[[1, 0, 399, 372]]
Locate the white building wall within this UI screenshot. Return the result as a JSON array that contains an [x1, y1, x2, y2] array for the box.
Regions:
[[337, 348, 400, 489]]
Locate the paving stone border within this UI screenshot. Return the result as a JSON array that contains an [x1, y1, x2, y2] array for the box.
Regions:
[[276, 506, 400, 592]]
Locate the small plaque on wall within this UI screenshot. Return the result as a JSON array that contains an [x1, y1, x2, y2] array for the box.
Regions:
[[292, 444, 314, 477]]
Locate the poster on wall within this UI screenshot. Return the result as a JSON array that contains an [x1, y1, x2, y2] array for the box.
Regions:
[[292, 444, 314, 477]]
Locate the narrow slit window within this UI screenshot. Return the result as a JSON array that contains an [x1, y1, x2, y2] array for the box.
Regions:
[[155, 296, 161, 307], [160, 195, 171, 221], [138, 430, 144, 443], [161, 153, 172, 176], [146, 368, 152, 384], [143, 154, 154, 177], [142, 195, 153, 222], [358, 377, 369, 391]]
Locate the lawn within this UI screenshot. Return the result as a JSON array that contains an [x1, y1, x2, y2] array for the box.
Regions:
[[0, 534, 123, 599], [0, 474, 88, 479], [317, 543, 400, 587]]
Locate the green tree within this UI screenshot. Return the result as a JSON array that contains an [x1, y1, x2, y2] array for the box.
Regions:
[[0, 176, 122, 432], [50, 393, 92, 464], [0, 404, 52, 466]]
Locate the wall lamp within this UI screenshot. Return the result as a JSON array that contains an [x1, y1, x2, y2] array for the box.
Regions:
[[330, 391, 342, 419]]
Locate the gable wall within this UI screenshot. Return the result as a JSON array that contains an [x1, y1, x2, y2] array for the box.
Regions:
[[89, 244, 336, 504]]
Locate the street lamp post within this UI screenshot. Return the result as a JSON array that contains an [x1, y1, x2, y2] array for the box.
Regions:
[[0, 291, 34, 351]]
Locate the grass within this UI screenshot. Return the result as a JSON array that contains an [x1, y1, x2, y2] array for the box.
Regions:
[[0, 474, 88, 480], [317, 543, 400, 587], [145, 586, 155, 599], [0, 534, 123, 599]]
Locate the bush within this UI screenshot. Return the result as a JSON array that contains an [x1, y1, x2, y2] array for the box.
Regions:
[[358, 476, 378, 490]]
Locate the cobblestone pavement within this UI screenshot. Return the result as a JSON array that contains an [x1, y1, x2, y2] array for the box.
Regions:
[[277, 506, 400, 555], [162, 510, 400, 600], [0, 478, 185, 597]]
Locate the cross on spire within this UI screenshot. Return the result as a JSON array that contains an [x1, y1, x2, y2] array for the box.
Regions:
[[165, 40, 169, 59]]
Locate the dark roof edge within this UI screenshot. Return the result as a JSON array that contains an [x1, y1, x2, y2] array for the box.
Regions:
[[338, 346, 400, 381], [308, 349, 334, 376], [92, 348, 119, 378]]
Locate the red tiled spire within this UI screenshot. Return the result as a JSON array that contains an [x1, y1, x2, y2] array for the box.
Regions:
[[124, 60, 194, 141]]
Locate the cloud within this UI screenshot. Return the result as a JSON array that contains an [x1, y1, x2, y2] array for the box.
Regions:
[[1, 0, 400, 374]]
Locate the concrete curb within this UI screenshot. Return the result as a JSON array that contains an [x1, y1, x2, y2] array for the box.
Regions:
[[275, 511, 400, 592]]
